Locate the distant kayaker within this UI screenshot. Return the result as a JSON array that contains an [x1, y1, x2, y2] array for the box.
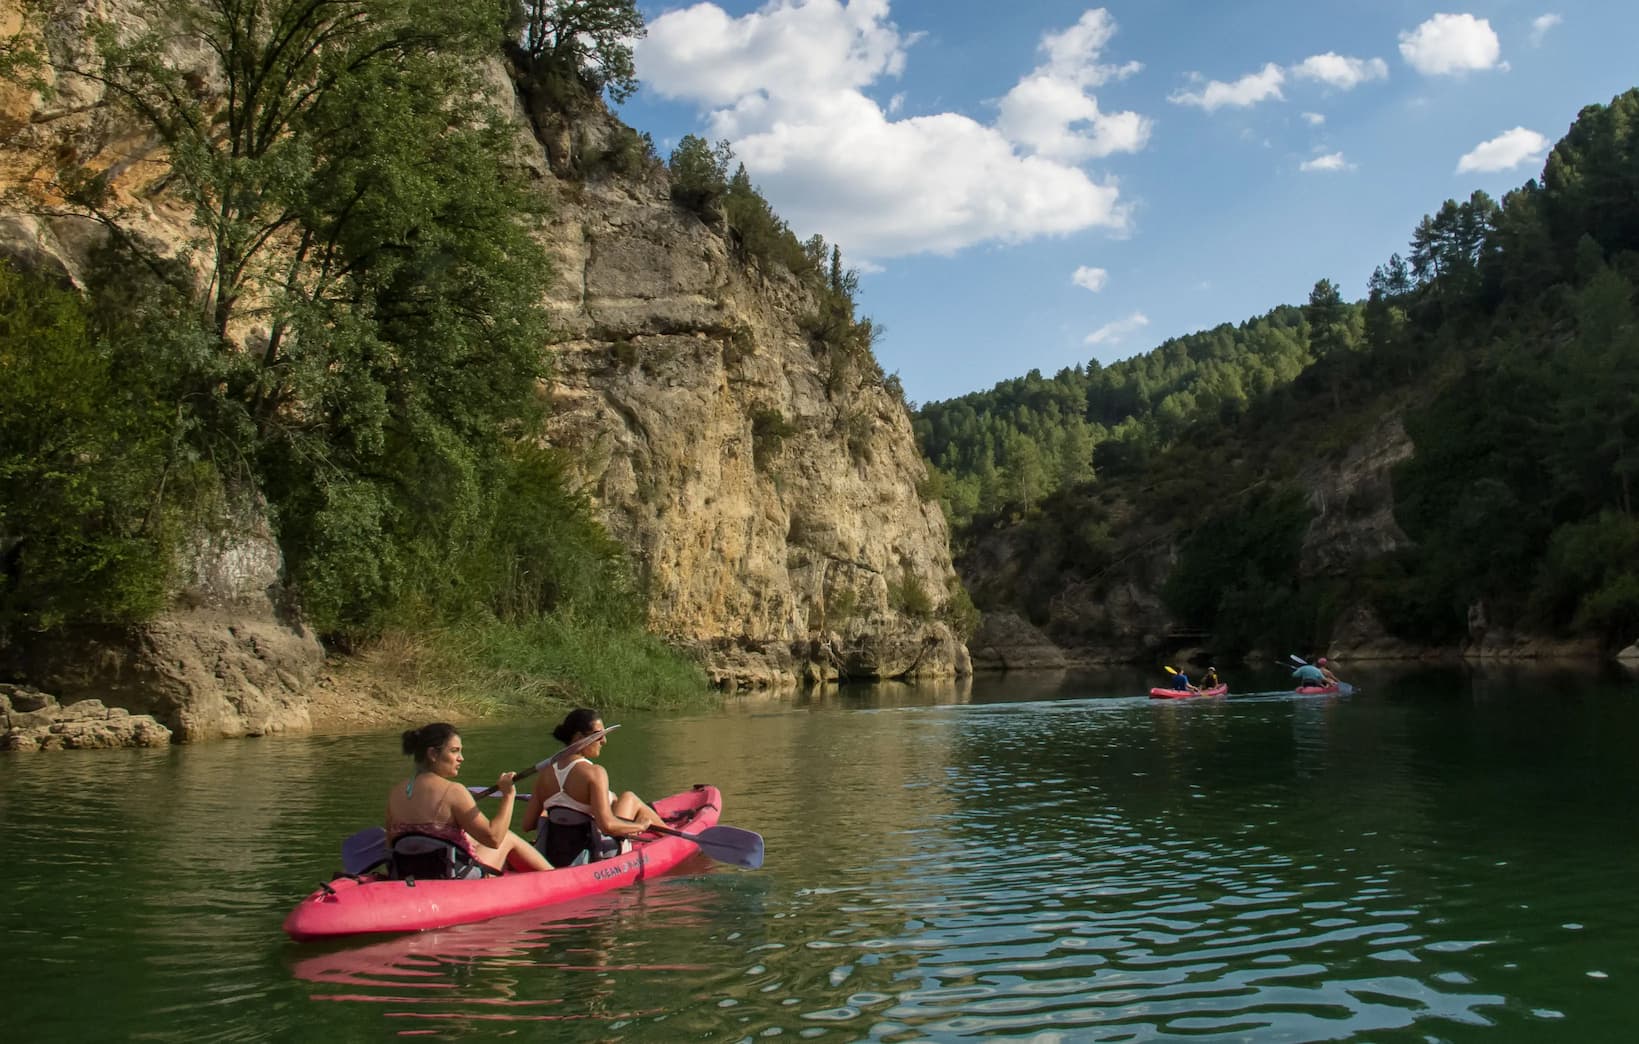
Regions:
[[1317, 658, 1342, 686], [1291, 660, 1327, 686], [524, 708, 666, 868], [1170, 669, 1200, 693], [387, 722, 551, 876], [1202, 666, 1222, 690]]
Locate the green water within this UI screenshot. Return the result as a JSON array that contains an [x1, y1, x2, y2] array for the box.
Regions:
[[3, 664, 1637, 1041]]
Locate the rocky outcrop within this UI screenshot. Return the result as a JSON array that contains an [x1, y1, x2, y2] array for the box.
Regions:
[[500, 105, 968, 688], [2, 487, 325, 742], [1297, 412, 1415, 577], [969, 612, 1068, 671], [1, 684, 172, 750]]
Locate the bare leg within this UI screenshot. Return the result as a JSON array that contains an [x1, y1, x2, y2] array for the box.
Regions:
[[472, 830, 551, 873], [612, 791, 665, 830]]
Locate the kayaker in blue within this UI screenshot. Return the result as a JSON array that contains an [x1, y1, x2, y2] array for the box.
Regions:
[[1171, 670, 1199, 693], [387, 723, 551, 876], [1291, 661, 1327, 686], [524, 708, 666, 868]]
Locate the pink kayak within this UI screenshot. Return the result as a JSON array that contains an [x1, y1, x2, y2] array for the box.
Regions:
[[284, 785, 722, 940], [1294, 684, 1342, 695], [1149, 684, 1229, 699]]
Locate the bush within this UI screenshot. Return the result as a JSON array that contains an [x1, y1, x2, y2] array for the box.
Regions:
[[0, 262, 183, 633], [889, 568, 935, 619], [751, 408, 798, 470]]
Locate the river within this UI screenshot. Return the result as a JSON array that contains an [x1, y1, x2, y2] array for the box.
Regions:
[[2, 663, 1636, 1041]]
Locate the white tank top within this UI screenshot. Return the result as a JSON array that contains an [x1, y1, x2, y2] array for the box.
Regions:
[[543, 757, 601, 816]]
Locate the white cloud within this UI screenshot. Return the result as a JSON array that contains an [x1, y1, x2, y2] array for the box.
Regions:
[[996, 9, 1150, 163], [1084, 311, 1149, 346], [1072, 266, 1108, 292], [1530, 13, 1561, 46], [1300, 151, 1354, 172], [1399, 14, 1502, 76], [1456, 126, 1549, 173], [1170, 63, 1285, 112], [1301, 111, 1326, 125], [1291, 53, 1389, 90], [637, 3, 1141, 261]]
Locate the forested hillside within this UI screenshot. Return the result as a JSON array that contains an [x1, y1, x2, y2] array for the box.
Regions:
[[919, 88, 1639, 659]]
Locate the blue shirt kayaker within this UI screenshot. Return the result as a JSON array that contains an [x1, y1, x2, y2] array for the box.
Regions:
[[1292, 663, 1326, 686], [1173, 671, 1193, 691]]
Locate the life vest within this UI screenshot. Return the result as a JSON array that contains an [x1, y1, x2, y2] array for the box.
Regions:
[[387, 830, 493, 881], [534, 806, 625, 869]]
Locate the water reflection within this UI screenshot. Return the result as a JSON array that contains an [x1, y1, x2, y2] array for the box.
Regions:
[[5, 669, 1639, 1040]]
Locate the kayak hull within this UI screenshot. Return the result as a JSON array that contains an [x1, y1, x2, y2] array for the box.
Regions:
[[1294, 684, 1341, 695], [1149, 684, 1229, 699], [283, 785, 722, 941]]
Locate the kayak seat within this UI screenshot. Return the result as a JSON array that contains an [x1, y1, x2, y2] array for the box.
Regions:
[[535, 806, 624, 869], [388, 832, 494, 881]]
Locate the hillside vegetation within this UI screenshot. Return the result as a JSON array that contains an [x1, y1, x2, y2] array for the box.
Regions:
[[916, 88, 1639, 658]]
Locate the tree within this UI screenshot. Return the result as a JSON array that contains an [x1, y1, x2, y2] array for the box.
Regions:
[[33, 0, 554, 636], [668, 134, 732, 212], [509, 0, 646, 103]]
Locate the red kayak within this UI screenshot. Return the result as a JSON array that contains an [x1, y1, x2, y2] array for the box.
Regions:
[[1149, 684, 1229, 699], [284, 785, 722, 941], [1294, 684, 1342, 695]]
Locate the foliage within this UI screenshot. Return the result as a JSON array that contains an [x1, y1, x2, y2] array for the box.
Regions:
[[915, 305, 1318, 531], [888, 568, 934, 619], [507, 0, 645, 104], [422, 611, 709, 712], [0, 0, 705, 706], [668, 134, 733, 213], [0, 263, 182, 633], [1160, 486, 1311, 646], [751, 408, 798, 470], [924, 87, 1639, 656], [942, 580, 981, 640]]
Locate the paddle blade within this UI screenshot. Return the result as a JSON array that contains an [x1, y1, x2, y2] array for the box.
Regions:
[[1288, 653, 1308, 666], [342, 827, 388, 875], [1162, 665, 1177, 675], [1339, 682, 1356, 696], [694, 826, 765, 870], [651, 823, 764, 870]]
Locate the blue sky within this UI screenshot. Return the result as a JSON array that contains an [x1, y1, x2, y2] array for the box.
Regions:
[[616, 1, 1639, 405]]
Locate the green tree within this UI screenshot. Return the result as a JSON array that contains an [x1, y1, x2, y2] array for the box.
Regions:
[[36, 0, 554, 637], [0, 263, 177, 632], [668, 134, 732, 212], [508, 0, 646, 103]]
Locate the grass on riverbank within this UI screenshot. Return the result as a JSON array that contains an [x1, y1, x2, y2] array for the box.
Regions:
[[355, 614, 715, 721]]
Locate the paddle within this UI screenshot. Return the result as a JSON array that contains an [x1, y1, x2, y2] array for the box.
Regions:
[[643, 824, 765, 870], [467, 786, 765, 870], [339, 727, 621, 875]]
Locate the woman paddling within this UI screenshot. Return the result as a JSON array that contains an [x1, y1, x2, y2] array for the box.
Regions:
[[387, 723, 550, 875], [524, 708, 666, 867]]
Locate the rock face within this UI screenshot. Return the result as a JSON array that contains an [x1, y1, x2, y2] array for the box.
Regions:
[[527, 115, 967, 686], [1, 684, 172, 751], [0, 488, 325, 742], [0, 1, 968, 731]]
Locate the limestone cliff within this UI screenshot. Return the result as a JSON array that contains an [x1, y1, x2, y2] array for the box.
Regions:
[[525, 107, 968, 687], [0, 0, 967, 738]]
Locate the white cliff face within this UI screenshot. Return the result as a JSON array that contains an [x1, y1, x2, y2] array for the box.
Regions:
[[530, 129, 968, 686], [0, 2, 969, 719]]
